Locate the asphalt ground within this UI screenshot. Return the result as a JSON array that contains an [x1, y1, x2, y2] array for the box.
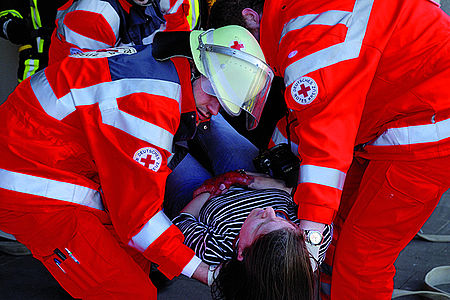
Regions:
[[0, 189, 448, 299]]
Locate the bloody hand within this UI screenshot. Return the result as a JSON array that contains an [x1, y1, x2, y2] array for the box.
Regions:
[[193, 170, 255, 200]]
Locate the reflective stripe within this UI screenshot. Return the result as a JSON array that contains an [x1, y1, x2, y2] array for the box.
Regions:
[[300, 165, 346, 190], [30, 72, 180, 153], [23, 59, 39, 80], [168, 0, 184, 14], [370, 117, 450, 146], [99, 98, 175, 153], [187, 0, 200, 30], [271, 126, 299, 155], [280, 10, 352, 43], [283, 0, 374, 86], [128, 211, 172, 252], [36, 36, 44, 53], [159, 0, 185, 14], [57, 1, 120, 49], [30, 0, 42, 29], [0, 168, 104, 211], [60, 26, 112, 50], [0, 10, 23, 19]]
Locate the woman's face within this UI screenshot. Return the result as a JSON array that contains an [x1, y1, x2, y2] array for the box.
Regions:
[[237, 207, 297, 261]]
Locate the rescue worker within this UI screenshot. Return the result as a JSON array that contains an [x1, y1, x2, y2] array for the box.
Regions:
[[207, 0, 450, 299], [0, 0, 67, 82], [0, 0, 67, 257], [0, 25, 273, 299], [48, 0, 203, 65]]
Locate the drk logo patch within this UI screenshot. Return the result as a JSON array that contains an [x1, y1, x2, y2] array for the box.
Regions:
[[133, 147, 162, 172], [291, 76, 318, 105]]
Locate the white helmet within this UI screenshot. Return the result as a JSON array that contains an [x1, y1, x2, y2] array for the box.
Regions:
[[190, 25, 274, 130]]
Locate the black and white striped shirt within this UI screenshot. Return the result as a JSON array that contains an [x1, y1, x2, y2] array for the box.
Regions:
[[173, 187, 332, 265]]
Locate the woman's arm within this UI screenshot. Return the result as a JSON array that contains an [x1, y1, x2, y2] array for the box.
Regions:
[[173, 211, 233, 265], [183, 171, 292, 218], [245, 171, 293, 194], [181, 192, 210, 218]]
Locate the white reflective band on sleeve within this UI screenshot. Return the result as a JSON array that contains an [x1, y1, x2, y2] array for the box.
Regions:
[[128, 211, 172, 252], [271, 126, 299, 155], [31, 71, 76, 119], [370, 117, 450, 146], [283, 0, 374, 86], [168, 0, 184, 14], [56, 1, 120, 48], [300, 165, 346, 190], [30, 73, 180, 153], [280, 10, 352, 43], [61, 26, 112, 50], [0, 168, 104, 211], [181, 255, 202, 278]]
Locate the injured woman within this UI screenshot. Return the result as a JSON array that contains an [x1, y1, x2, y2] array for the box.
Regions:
[[172, 171, 332, 300]]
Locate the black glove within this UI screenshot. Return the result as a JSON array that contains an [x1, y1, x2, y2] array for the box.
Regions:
[[0, 14, 32, 44]]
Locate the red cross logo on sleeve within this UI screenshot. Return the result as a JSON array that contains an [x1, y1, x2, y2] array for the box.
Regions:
[[230, 41, 244, 50], [133, 147, 162, 172], [140, 154, 156, 168], [291, 76, 318, 105], [297, 84, 311, 98]]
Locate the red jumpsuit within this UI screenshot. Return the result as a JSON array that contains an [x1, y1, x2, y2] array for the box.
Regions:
[[262, 0, 450, 298], [48, 0, 192, 65], [0, 46, 199, 299]]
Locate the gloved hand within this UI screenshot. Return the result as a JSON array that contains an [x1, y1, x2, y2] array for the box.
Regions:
[[193, 170, 255, 200], [0, 15, 32, 45]]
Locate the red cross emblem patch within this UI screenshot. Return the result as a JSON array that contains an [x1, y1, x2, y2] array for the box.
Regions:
[[133, 147, 162, 172], [291, 76, 318, 105], [230, 40, 244, 50]]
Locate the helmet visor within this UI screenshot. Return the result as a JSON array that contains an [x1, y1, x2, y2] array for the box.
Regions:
[[198, 32, 274, 130]]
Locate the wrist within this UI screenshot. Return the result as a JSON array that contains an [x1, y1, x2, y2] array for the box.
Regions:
[[299, 220, 326, 232], [192, 261, 209, 285]]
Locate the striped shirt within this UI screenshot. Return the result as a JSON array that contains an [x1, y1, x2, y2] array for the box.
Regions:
[[173, 187, 332, 265]]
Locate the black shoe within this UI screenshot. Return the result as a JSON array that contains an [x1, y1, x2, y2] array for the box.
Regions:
[[0, 237, 31, 256], [149, 263, 172, 290]]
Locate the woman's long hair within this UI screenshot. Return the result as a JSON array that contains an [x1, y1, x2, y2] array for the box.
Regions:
[[211, 227, 315, 300]]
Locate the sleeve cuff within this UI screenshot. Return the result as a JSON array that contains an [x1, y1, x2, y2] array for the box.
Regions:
[[297, 202, 336, 224], [181, 255, 202, 278]]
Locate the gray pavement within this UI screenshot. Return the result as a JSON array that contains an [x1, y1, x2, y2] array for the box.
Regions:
[[0, 190, 448, 299]]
